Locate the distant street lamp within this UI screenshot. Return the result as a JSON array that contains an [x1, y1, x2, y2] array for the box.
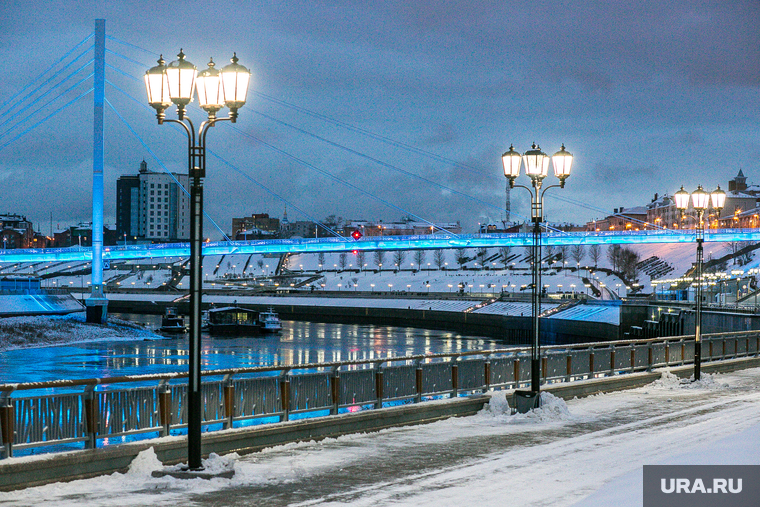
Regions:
[[503, 143, 573, 395], [145, 49, 250, 470], [674, 184, 725, 380]]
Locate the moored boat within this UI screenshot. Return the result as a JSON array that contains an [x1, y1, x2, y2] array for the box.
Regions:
[[207, 306, 261, 336], [258, 307, 282, 333], [158, 307, 186, 334]]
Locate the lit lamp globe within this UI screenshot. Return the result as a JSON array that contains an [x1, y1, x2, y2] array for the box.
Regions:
[[220, 53, 251, 121], [165, 50, 197, 116], [711, 185, 726, 210], [144, 56, 171, 122], [552, 144, 573, 187], [523, 143, 549, 181], [501, 144, 522, 187], [195, 58, 225, 117], [691, 185, 710, 211], [674, 186, 691, 211]]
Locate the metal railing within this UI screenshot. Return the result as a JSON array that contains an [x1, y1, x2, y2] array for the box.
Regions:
[[1, 329, 759, 458]]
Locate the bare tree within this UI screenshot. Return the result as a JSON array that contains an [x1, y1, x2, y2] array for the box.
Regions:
[[373, 250, 385, 271], [619, 247, 641, 281], [558, 245, 569, 262], [434, 249, 446, 270], [455, 248, 468, 268], [499, 246, 511, 268], [589, 244, 601, 267], [317, 252, 325, 268], [607, 245, 622, 272], [570, 244, 585, 266], [339, 252, 348, 270], [356, 250, 366, 270], [393, 250, 406, 270], [414, 250, 426, 270]]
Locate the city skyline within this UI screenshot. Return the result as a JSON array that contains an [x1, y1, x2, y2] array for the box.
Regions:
[[1, 1, 758, 236]]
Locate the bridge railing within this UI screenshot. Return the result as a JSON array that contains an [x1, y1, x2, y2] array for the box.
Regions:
[[1, 329, 758, 459]]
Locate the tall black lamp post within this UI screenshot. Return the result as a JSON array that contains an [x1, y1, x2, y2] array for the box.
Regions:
[[145, 50, 250, 470], [674, 184, 725, 380], [502, 143, 573, 394]]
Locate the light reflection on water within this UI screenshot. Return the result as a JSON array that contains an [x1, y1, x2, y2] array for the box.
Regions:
[[0, 314, 503, 384]]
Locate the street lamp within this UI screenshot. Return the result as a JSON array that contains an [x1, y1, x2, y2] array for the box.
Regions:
[[674, 184, 725, 380], [503, 143, 572, 395], [145, 49, 250, 471]]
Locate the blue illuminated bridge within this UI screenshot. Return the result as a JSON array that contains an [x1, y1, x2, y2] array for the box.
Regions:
[[1, 229, 758, 263]]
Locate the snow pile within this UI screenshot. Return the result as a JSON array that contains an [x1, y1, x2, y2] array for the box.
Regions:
[[0, 314, 159, 351], [480, 390, 573, 423], [201, 452, 238, 475], [649, 370, 729, 390], [126, 447, 163, 477], [481, 390, 511, 417]]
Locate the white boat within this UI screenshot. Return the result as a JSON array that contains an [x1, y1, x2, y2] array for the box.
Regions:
[[258, 307, 282, 333]]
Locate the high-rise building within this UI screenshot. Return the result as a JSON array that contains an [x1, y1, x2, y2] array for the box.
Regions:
[[116, 160, 190, 241]]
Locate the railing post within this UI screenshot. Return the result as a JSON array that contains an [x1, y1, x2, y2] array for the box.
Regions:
[[630, 347, 636, 372], [541, 356, 547, 385], [483, 356, 491, 393], [566, 354, 572, 382], [451, 357, 459, 399], [647, 343, 653, 372], [513, 358, 520, 388], [746, 337, 750, 358], [330, 367, 340, 415], [0, 394, 14, 458], [665, 341, 670, 365], [223, 375, 235, 430], [722, 339, 726, 359], [83, 385, 98, 449], [610, 346, 616, 375], [709, 340, 713, 361], [589, 351, 594, 379], [375, 363, 384, 410], [415, 359, 423, 403], [158, 380, 172, 436], [280, 371, 291, 422]]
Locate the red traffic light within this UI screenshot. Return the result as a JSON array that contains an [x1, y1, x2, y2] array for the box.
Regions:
[[351, 229, 363, 240]]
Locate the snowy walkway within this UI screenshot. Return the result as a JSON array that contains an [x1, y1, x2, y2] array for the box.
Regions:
[[2, 368, 760, 506]]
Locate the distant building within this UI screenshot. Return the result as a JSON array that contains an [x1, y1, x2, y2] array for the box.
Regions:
[[586, 205, 648, 231], [0, 213, 34, 249], [116, 160, 190, 242], [232, 213, 281, 240]]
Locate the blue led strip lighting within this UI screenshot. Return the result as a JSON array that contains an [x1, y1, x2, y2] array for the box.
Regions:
[[1, 229, 754, 263]]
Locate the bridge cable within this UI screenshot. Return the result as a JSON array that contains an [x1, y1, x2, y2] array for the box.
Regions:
[[255, 92, 669, 231], [0, 88, 93, 153], [0, 45, 94, 122], [104, 97, 231, 241], [0, 67, 94, 142], [0, 33, 94, 116], [104, 77, 342, 239]]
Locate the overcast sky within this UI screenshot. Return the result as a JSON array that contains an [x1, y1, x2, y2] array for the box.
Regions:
[[1, 0, 758, 236]]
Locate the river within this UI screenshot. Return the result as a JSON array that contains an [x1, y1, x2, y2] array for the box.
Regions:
[[0, 314, 503, 384]]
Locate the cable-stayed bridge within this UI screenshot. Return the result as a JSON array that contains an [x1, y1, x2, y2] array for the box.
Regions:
[[1, 229, 756, 263], [0, 23, 742, 269]]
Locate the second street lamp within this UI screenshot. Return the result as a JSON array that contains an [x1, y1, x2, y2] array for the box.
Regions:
[[674, 184, 726, 381], [503, 143, 573, 399], [145, 50, 250, 470]]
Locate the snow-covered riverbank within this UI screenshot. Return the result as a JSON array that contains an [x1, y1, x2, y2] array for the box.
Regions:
[[0, 314, 160, 352]]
